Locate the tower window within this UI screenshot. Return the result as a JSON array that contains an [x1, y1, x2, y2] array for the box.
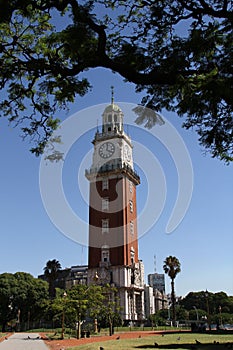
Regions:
[[130, 247, 135, 264], [102, 198, 109, 211], [130, 221, 134, 235], [102, 178, 109, 190], [129, 181, 133, 193], [102, 219, 109, 233], [114, 114, 118, 122], [101, 248, 110, 262], [108, 114, 112, 122], [129, 200, 133, 213]]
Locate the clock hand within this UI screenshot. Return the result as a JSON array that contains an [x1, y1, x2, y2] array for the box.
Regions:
[[107, 143, 112, 152]]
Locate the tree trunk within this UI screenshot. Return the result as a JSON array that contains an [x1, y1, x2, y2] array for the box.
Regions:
[[171, 279, 176, 326], [109, 321, 113, 336], [76, 319, 81, 339], [2, 320, 7, 332], [109, 315, 113, 336]]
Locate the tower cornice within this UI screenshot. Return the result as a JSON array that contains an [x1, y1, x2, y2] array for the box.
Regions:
[[85, 163, 140, 185], [92, 129, 132, 146]]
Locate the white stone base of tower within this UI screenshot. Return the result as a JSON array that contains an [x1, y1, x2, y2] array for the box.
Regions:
[[88, 260, 145, 324]]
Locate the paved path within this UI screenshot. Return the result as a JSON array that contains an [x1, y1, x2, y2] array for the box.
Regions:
[[0, 333, 49, 349]]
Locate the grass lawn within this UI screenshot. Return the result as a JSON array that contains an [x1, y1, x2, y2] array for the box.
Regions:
[[67, 333, 233, 350]]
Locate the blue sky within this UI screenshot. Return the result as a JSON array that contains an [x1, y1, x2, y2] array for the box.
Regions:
[[0, 66, 233, 298]]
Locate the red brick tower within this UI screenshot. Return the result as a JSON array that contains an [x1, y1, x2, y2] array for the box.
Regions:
[[86, 93, 144, 322]]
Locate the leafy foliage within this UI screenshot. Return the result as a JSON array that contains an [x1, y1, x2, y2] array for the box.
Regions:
[[163, 256, 181, 280], [46, 284, 120, 338], [43, 259, 61, 298], [0, 272, 49, 331], [97, 284, 122, 335], [66, 284, 104, 323], [180, 291, 233, 314], [0, 0, 232, 161], [163, 256, 181, 324]]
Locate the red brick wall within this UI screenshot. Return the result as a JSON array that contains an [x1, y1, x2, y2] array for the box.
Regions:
[[88, 175, 139, 268]]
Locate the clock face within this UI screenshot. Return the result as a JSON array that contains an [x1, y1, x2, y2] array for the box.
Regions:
[[99, 142, 115, 159], [124, 144, 131, 162]]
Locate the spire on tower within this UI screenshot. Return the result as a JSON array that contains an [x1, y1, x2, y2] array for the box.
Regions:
[[111, 85, 114, 105]]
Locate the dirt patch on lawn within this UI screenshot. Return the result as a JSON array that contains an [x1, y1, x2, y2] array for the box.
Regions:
[[42, 331, 159, 350], [42, 332, 233, 350]]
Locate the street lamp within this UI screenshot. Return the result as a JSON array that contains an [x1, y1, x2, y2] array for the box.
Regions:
[[16, 308, 21, 332], [7, 298, 13, 331], [61, 291, 67, 339], [167, 304, 172, 327], [219, 306, 223, 327], [150, 307, 154, 330], [92, 272, 99, 334]]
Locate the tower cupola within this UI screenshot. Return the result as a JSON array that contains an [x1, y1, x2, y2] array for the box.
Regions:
[[102, 86, 123, 134]]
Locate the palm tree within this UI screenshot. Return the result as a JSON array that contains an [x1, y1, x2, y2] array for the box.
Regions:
[[163, 256, 181, 326], [44, 259, 61, 298]]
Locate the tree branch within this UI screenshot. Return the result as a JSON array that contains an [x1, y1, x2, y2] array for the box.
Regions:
[[178, 0, 233, 21]]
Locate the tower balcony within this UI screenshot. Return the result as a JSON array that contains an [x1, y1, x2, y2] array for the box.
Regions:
[[85, 161, 140, 184], [93, 129, 131, 144]]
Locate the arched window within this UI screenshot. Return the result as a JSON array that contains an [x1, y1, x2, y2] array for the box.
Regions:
[[130, 221, 134, 235], [102, 219, 109, 233], [101, 245, 110, 263], [130, 247, 135, 264]]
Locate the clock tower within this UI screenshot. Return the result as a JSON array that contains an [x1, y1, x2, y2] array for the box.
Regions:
[[85, 92, 144, 323]]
